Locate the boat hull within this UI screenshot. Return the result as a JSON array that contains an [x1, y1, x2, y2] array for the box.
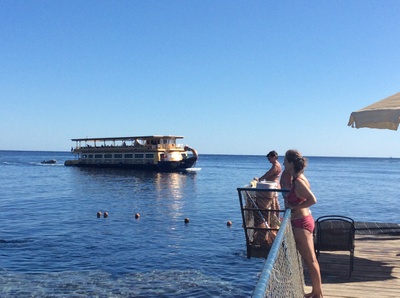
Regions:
[[64, 157, 197, 172]]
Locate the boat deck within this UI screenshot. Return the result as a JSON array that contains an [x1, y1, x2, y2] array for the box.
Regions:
[[304, 222, 400, 298]]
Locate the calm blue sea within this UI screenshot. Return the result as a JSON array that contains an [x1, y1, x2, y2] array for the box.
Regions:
[[1, 151, 399, 297]]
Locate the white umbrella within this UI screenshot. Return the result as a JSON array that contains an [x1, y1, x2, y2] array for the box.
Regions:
[[348, 92, 400, 130]]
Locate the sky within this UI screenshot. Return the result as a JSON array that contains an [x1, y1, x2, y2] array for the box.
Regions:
[[1, 1, 400, 157]]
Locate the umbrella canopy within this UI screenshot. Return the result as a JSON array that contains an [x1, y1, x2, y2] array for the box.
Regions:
[[348, 92, 400, 130]]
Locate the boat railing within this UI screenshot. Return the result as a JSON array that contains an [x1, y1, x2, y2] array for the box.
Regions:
[[73, 143, 186, 151]]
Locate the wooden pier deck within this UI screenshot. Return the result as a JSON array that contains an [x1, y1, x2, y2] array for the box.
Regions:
[[304, 222, 400, 298]]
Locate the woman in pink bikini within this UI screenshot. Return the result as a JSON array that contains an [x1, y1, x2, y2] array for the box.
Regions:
[[284, 149, 323, 298]]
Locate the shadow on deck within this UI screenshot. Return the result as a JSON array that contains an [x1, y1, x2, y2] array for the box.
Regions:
[[304, 231, 400, 298], [306, 250, 396, 284]]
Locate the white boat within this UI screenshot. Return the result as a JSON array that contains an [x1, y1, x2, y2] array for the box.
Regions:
[[64, 135, 198, 172]]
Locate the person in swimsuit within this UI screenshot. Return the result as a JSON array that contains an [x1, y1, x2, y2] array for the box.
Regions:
[[284, 149, 323, 298], [254, 150, 282, 184], [254, 150, 282, 218], [250, 151, 282, 246]]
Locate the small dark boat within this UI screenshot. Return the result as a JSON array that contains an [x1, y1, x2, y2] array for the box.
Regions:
[[41, 159, 57, 164]]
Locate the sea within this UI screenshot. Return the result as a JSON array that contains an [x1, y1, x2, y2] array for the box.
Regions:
[[0, 151, 399, 297]]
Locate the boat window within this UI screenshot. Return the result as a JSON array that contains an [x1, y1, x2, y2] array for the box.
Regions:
[[82, 154, 88, 159], [88, 154, 93, 158], [124, 154, 133, 158], [135, 154, 144, 158], [104, 154, 112, 158], [145, 154, 154, 159], [95, 154, 103, 159], [114, 154, 123, 158]]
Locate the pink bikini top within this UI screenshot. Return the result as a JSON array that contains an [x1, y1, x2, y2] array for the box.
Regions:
[[286, 177, 306, 206]]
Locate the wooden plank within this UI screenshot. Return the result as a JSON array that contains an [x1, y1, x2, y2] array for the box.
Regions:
[[304, 235, 400, 298]]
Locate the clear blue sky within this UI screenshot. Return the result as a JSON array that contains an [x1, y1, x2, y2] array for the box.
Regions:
[[1, 1, 400, 157]]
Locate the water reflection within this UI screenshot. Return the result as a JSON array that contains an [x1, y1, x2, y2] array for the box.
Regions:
[[69, 167, 198, 219], [154, 172, 198, 198], [153, 172, 198, 219], [72, 168, 198, 191]]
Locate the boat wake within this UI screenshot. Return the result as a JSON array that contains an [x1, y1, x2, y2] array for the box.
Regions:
[[184, 167, 201, 172], [29, 162, 61, 166]]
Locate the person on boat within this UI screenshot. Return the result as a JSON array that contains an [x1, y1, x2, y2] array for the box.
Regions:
[[284, 149, 323, 298]]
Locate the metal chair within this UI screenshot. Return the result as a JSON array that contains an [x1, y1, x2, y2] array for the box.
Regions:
[[314, 215, 355, 277]]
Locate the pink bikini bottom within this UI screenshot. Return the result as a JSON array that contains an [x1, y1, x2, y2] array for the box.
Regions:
[[291, 214, 315, 233]]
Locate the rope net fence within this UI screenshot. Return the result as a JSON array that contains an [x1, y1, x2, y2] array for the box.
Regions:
[[237, 188, 305, 298]]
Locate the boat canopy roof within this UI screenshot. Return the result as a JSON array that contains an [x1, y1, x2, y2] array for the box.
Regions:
[[71, 135, 184, 142]]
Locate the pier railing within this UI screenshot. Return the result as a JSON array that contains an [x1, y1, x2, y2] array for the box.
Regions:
[[237, 187, 305, 298], [252, 209, 304, 298]]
